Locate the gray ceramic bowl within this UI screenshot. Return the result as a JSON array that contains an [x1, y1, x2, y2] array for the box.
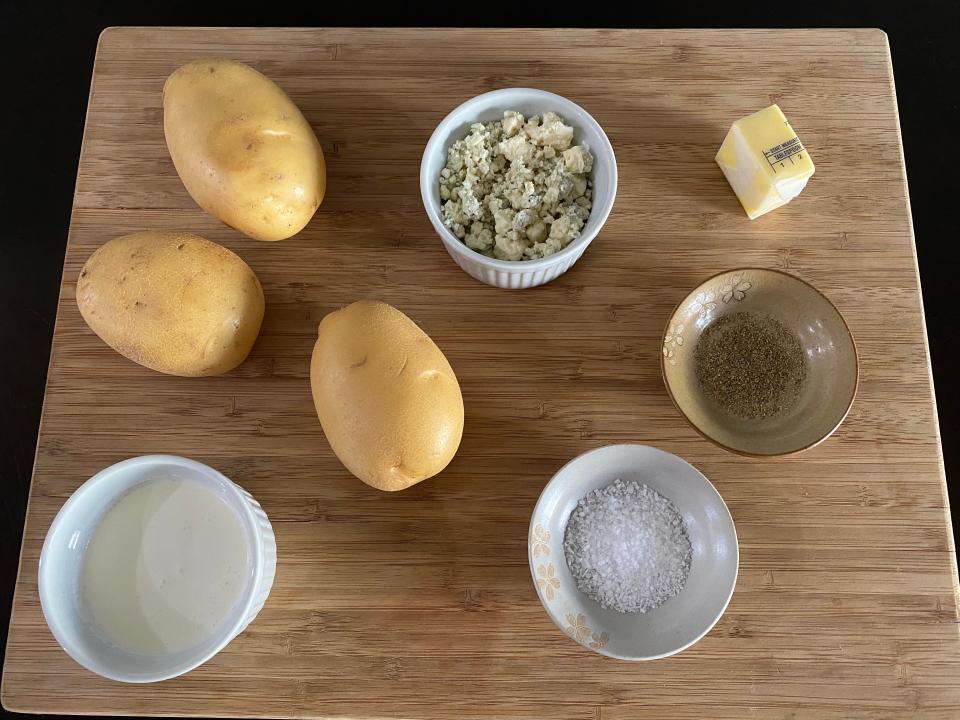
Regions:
[[528, 444, 738, 660]]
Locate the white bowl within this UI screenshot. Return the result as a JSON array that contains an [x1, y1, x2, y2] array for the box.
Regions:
[[529, 444, 738, 660], [38, 455, 276, 683], [420, 88, 618, 289]]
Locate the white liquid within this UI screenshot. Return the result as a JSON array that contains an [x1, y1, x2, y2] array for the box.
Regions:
[[80, 477, 250, 655]]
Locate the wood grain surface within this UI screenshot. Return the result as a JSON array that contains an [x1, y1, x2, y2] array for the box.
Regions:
[[3, 27, 959, 719]]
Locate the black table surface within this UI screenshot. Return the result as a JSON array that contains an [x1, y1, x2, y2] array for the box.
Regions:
[[1, 4, 958, 719]]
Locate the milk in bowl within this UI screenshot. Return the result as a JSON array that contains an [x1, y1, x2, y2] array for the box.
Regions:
[[38, 455, 276, 682], [80, 477, 250, 655]]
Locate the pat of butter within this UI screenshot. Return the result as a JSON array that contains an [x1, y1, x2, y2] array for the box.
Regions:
[[716, 105, 814, 219]]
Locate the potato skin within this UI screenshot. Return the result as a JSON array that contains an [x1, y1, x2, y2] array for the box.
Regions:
[[163, 59, 326, 241], [77, 231, 264, 377], [311, 301, 464, 491]]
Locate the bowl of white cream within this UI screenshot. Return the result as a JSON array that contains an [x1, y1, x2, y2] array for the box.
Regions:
[[38, 455, 276, 683]]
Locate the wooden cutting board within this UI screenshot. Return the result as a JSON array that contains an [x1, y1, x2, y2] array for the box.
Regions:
[[3, 27, 958, 719]]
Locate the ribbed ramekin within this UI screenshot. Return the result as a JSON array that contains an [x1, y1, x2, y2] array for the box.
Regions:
[[420, 88, 617, 290], [38, 454, 276, 683]]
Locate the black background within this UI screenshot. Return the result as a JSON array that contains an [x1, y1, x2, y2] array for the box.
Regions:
[[1, 3, 957, 718]]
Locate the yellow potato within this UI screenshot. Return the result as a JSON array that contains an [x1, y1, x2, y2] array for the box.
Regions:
[[77, 231, 264, 376], [163, 59, 326, 241], [311, 301, 464, 491]]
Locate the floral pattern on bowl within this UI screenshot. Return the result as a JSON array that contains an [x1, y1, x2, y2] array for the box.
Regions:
[[662, 323, 685, 366], [662, 275, 752, 364], [528, 524, 612, 652], [565, 613, 609, 649], [719, 274, 751, 303], [535, 563, 560, 600]]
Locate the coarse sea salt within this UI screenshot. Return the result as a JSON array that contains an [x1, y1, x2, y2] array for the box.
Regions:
[[563, 478, 692, 614]]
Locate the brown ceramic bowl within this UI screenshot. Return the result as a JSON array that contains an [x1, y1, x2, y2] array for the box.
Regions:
[[661, 268, 858, 457]]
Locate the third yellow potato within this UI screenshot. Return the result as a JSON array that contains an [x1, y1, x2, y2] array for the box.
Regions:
[[311, 301, 464, 492], [163, 58, 326, 241]]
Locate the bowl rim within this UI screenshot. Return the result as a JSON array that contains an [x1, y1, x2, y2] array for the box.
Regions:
[[528, 443, 739, 661], [419, 87, 618, 273], [37, 454, 267, 683], [660, 267, 861, 458]]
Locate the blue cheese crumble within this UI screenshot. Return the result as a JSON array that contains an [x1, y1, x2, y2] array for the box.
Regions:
[[439, 111, 594, 261]]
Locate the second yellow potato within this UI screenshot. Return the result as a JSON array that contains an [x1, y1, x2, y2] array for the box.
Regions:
[[163, 58, 327, 241], [77, 231, 264, 377]]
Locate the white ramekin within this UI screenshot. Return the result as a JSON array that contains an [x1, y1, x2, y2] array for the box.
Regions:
[[38, 455, 276, 683], [420, 88, 618, 290]]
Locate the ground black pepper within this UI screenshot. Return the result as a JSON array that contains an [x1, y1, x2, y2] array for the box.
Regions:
[[693, 311, 806, 419]]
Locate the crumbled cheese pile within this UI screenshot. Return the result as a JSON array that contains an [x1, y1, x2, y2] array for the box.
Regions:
[[439, 111, 594, 261], [563, 479, 692, 614]]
